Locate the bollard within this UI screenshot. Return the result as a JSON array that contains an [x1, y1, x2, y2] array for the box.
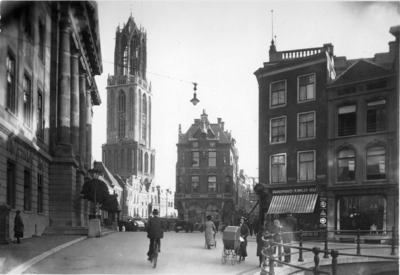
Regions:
[[269, 256, 275, 275], [312, 247, 321, 275], [330, 249, 339, 275], [298, 229, 304, 262], [391, 226, 396, 256], [324, 228, 329, 258], [356, 229, 361, 255]]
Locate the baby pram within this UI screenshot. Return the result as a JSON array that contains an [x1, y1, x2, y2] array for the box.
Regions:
[[221, 226, 242, 265]]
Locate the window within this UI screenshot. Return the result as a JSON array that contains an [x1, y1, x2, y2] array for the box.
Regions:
[[366, 146, 386, 180], [191, 176, 199, 193], [6, 53, 16, 113], [138, 150, 143, 172], [205, 204, 219, 220], [24, 170, 31, 211], [298, 112, 315, 139], [223, 176, 231, 193], [337, 149, 356, 182], [298, 151, 315, 181], [144, 152, 149, 173], [298, 74, 315, 102], [208, 152, 216, 166], [367, 100, 386, 133], [38, 20, 45, 61], [37, 90, 44, 139], [141, 94, 147, 142], [118, 90, 126, 138], [271, 154, 286, 183], [23, 3, 32, 38], [37, 174, 43, 213], [270, 80, 286, 107], [188, 203, 202, 223], [7, 161, 16, 208], [192, 152, 199, 167], [338, 105, 356, 136], [23, 75, 32, 127], [270, 117, 286, 143], [208, 176, 216, 193]]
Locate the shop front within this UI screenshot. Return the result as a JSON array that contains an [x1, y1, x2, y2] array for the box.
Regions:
[[267, 187, 324, 240]]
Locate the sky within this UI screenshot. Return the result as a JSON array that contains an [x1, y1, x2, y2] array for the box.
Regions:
[[92, 1, 400, 192]]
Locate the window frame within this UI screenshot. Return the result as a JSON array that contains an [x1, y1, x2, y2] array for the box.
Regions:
[[338, 104, 357, 137], [6, 51, 17, 114], [270, 116, 286, 144], [37, 173, 43, 213], [38, 18, 45, 62], [366, 99, 387, 134], [192, 151, 200, 167], [270, 153, 286, 184], [24, 169, 32, 211], [208, 176, 217, 193], [269, 79, 287, 109], [297, 150, 316, 182], [208, 151, 217, 167], [224, 176, 231, 193], [337, 148, 356, 182], [7, 161, 16, 208], [297, 73, 316, 103], [23, 73, 32, 128], [36, 89, 44, 139], [191, 176, 200, 193], [365, 146, 387, 181], [298, 111, 316, 140]]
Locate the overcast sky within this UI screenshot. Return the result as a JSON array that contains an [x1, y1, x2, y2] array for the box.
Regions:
[[92, 1, 399, 191]]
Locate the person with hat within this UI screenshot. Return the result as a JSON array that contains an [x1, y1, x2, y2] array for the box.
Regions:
[[204, 215, 216, 249], [14, 210, 24, 244], [238, 217, 249, 261], [146, 209, 165, 261], [282, 211, 297, 263]]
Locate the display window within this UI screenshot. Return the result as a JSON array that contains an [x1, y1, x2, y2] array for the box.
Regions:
[[337, 195, 386, 233]]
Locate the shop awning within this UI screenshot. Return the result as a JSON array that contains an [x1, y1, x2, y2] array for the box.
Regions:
[[267, 194, 318, 214]]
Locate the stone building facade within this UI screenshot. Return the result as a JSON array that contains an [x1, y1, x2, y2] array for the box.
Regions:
[[175, 110, 246, 225], [0, 1, 102, 241]]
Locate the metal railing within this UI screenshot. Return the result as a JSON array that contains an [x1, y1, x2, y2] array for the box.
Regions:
[[260, 227, 398, 275]]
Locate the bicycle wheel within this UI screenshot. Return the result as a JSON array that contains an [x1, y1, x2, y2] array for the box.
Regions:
[[153, 244, 158, 268]]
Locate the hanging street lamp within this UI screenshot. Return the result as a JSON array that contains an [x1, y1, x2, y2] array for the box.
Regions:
[[190, 82, 200, 106]]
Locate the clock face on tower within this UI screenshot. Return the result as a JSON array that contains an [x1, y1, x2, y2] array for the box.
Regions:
[[193, 142, 198, 148]]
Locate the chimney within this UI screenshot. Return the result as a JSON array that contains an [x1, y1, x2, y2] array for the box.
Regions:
[[221, 122, 225, 130], [178, 124, 182, 142], [389, 41, 395, 57], [323, 43, 334, 56]]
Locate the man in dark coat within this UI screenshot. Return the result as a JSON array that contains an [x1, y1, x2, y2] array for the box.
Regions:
[[282, 211, 297, 263], [146, 209, 165, 261], [14, 210, 24, 244]]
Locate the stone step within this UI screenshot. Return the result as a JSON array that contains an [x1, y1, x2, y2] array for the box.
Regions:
[[42, 226, 88, 235]]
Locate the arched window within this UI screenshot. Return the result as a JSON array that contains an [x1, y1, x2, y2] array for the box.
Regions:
[[118, 90, 126, 138], [366, 146, 386, 180], [121, 35, 128, 75], [205, 204, 219, 221], [139, 150, 143, 172], [337, 149, 356, 181], [188, 203, 202, 223], [129, 88, 135, 130], [130, 36, 138, 75], [142, 94, 147, 142], [145, 152, 149, 173], [128, 148, 132, 174], [110, 92, 115, 131]]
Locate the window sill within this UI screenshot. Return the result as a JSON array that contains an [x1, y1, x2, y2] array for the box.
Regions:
[[298, 137, 315, 141], [298, 99, 316, 104], [334, 181, 357, 185], [270, 141, 286, 145], [363, 179, 388, 183], [23, 210, 32, 214], [269, 104, 287, 109]]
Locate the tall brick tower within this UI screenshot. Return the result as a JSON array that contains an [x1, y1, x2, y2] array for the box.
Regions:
[[102, 15, 155, 189]]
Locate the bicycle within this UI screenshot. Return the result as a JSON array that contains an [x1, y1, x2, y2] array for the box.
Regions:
[[151, 240, 159, 268]]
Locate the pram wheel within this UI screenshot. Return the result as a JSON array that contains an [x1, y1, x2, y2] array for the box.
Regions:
[[221, 249, 227, 265]]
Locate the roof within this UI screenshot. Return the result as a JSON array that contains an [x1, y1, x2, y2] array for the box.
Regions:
[[330, 59, 394, 87], [95, 162, 123, 190]]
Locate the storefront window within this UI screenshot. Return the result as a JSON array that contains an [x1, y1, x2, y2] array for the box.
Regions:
[[188, 203, 202, 223], [205, 204, 219, 221], [337, 196, 386, 233]]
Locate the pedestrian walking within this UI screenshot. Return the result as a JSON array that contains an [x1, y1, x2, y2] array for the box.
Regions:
[[14, 210, 24, 244], [282, 211, 297, 263], [248, 219, 254, 236], [204, 215, 216, 249], [238, 217, 249, 261], [214, 219, 220, 233]]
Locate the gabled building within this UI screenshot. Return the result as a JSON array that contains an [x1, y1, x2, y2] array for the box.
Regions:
[[325, 27, 399, 242], [0, 1, 102, 240], [175, 110, 244, 225]]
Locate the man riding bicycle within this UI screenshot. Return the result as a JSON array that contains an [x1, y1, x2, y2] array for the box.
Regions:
[[146, 209, 165, 261]]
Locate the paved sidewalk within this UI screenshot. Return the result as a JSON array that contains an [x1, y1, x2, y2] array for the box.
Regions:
[[0, 230, 116, 274]]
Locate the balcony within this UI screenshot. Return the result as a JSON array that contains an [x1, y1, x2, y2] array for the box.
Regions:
[[268, 44, 333, 62], [107, 74, 150, 92]]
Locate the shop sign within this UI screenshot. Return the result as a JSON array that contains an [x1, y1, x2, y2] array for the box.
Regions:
[[272, 187, 316, 194], [320, 210, 327, 216], [319, 197, 327, 228]]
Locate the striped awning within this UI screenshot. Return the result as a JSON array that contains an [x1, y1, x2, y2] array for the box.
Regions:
[[267, 194, 318, 214]]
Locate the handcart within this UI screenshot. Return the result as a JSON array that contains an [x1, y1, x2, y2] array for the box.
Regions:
[[204, 232, 217, 249], [221, 226, 242, 265]]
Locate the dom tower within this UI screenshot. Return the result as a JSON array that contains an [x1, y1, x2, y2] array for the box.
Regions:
[[102, 15, 155, 188]]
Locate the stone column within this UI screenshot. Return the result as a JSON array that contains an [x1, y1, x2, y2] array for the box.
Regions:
[[57, 19, 71, 145], [79, 74, 87, 163], [86, 91, 93, 167], [70, 50, 80, 153]]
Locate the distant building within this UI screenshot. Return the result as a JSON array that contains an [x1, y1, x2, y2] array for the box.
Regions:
[[0, 1, 102, 240], [175, 110, 248, 225], [254, 40, 335, 235], [325, 26, 399, 242]]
